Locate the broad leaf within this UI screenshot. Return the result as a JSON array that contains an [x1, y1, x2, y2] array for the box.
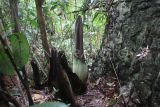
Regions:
[[0, 45, 15, 75], [30, 102, 69, 107], [10, 33, 29, 69], [0, 33, 29, 75]]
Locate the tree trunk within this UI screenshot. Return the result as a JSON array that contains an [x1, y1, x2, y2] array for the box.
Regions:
[[9, 0, 20, 32], [8, 0, 34, 105], [35, 0, 50, 59], [92, 0, 160, 106]]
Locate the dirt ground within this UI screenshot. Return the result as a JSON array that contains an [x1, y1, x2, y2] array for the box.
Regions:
[[3, 73, 126, 107], [31, 75, 124, 107]]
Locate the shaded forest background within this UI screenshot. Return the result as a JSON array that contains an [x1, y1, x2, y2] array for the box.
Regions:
[[0, 0, 106, 65], [0, 0, 108, 107], [1, 0, 160, 107]]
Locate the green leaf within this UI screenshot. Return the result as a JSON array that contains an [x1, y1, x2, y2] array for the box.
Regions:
[[10, 33, 29, 69], [92, 12, 106, 27], [30, 102, 69, 107], [0, 33, 29, 75], [50, 1, 60, 10], [30, 19, 38, 27], [0, 46, 15, 75]]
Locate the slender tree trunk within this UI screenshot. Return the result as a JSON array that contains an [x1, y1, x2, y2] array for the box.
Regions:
[[35, 0, 50, 59], [9, 0, 20, 32]]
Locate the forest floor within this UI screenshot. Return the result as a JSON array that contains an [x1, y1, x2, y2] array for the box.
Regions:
[[3, 72, 124, 107], [76, 75, 123, 107], [31, 75, 123, 107]]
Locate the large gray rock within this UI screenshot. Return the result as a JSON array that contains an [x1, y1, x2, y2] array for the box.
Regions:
[[92, 0, 160, 106]]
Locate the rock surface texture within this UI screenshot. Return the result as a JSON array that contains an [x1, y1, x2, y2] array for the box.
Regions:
[[92, 0, 160, 106]]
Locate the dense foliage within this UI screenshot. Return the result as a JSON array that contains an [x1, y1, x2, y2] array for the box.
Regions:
[[0, 0, 107, 67], [0, 0, 108, 106]]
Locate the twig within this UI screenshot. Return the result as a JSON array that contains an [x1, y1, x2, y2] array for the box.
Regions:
[[109, 54, 129, 107]]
